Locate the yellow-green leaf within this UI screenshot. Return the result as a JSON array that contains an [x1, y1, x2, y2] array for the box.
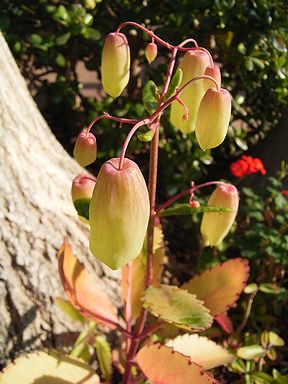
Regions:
[[142, 284, 212, 331], [0, 350, 100, 384]]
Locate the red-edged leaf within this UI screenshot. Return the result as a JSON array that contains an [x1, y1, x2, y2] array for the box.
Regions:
[[121, 225, 165, 321], [137, 343, 219, 384], [182, 258, 249, 317], [142, 284, 213, 332], [58, 238, 118, 329], [215, 313, 234, 334]]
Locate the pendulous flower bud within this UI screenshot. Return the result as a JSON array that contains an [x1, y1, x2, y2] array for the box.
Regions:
[[200, 183, 239, 246], [195, 87, 231, 150], [101, 32, 130, 98], [89, 157, 150, 270], [203, 64, 221, 91], [71, 174, 96, 202], [145, 42, 158, 64], [170, 49, 211, 134], [73, 131, 97, 167]]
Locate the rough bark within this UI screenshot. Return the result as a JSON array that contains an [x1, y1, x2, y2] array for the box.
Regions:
[[0, 33, 120, 366]]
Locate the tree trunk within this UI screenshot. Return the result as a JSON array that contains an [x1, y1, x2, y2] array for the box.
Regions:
[[0, 33, 119, 366]]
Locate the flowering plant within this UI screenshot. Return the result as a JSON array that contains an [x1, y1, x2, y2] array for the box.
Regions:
[[230, 155, 266, 178]]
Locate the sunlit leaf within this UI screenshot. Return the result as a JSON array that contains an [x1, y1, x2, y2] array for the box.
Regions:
[[0, 350, 100, 384], [251, 372, 276, 384], [165, 68, 183, 100], [58, 238, 118, 329], [166, 334, 234, 369], [122, 225, 165, 320], [269, 331, 285, 347], [182, 259, 250, 317], [143, 80, 160, 114], [137, 343, 219, 384], [55, 297, 86, 323], [237, 345, 266, 360], [259, 283, 282, 294], [95, 335, 112, 381], [142, 284, 212, 331]]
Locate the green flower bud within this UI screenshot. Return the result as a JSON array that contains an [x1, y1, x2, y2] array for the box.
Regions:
[[170, 50, 211, 134], [201, 183, 239, 246], [145, 42, 158, 64], [89, 158, 150, 270], [101, 32, 130, 98], [195, 87, 231, 150], [73, 131, 97, 167]]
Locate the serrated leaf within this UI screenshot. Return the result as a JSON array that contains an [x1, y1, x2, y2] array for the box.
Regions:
[[237, 345, 266, 360], [95, 335, 112, 381], [55, 297, 86, 323], [166, 334, 234, 369], [0, 350, 99, 384], [137, 343, 219, 384], [143, 80, 160, 114], [182, 259, 250, 317], [58, 238, 118, 328], [122, 225, 165, 320], [165, 68, 183, 100], [142, 284, 212, 331], [159, 203, 230, 217], [74, 198, 90, 220]]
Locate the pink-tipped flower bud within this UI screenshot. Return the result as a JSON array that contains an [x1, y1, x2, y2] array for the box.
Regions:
[[145, 42, 158, 64], [201, 183, 239, 246], [71, 174, 96, 202], [73, 131, 97, 167], [195, 87, 231, 150], [203, 64, 221, 91], [101, 32, 130, 98], [170, 49, 211, 134], [89, 158, 150, 270]]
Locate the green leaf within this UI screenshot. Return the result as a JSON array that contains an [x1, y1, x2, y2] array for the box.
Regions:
[[259, 283, 282, 294], [95, 335, 112, 381], [159, 203, 231, 217], [74, 198, 90, 220], [237, 345, 266, 360], [165, 68, 183, 100], [55, 53, 66, 67], [55, 297, 86, 323], [81, 27, 101, 40], [30, 33, 42, 45], [0, 350, 100, 383], [55, 5, 69, 21], [142, 284, 212, 331], [137, 129, 155, 142], [269, 331, 285, 347], [251, 372, 276, 384], [244, 283, 258, 294], [55, 32, 71, 46], [83, 14, 93, 26], [143, 80, 160, 114]]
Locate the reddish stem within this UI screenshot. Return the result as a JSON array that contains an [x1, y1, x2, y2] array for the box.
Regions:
[[156, 180, 227, 214], [86, 113, 139, 135]]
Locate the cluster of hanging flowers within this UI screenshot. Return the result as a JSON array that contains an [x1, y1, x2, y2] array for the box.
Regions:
[[230, 155, 266, 178], [71, 25, 239, 269]]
